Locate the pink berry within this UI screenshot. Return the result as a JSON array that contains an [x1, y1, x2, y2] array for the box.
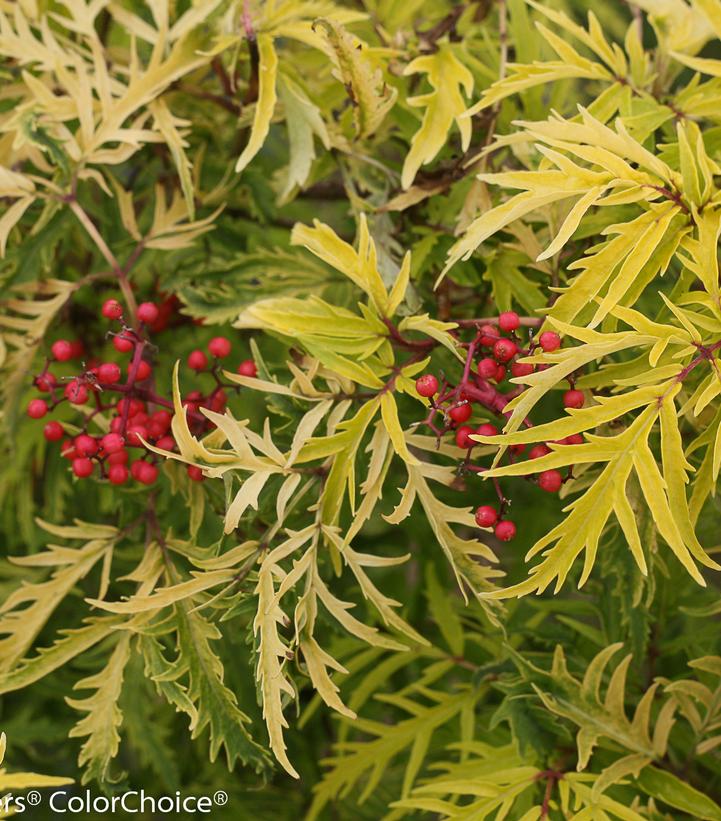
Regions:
[[528, 444, 551, 460], [101, 433, 125, 454], [60, 439, 77, 460], [476, 423, 498, 438], [97, 362, 121, 384], [113, 335, 134, 353], [563, 389, 585, 409], [137, 302, 159, 324], [74, 434, 98, 457], [416, 374, 439, 398], [498, 311, 520, 333], [126, 425, 148, 447], [449, 403, 472, 424], [511, 361, 534, 378], [135, 360, 152, 380], [539, 331, 561, 352], [108, 464, 129, 485], [51, 339, 73, 362], [475, 505, 498, 528], [493, 338, 518, 363], [477, 358, 498, 379], [69, 340, 84, 359], [495, 520, 517, 542], [495, 365, 506, 383], [72, 457, 93, 478], [43, 420, 64, 441], [208, 336, 231, 358], [27, 398, 48, 419], [64, 380, 89, 405], [135, 460, 158, 485], [108, 450, 129, 466], [151, 410, 172, 431], [455, 425, 475, 449], [155, 435, 175, 451], [118, 398, 145, 418], [102, 299, 123, 320], [237, 359, 258, 378], [538, 469, 563, 493], [479, 324, 500, 347], [187, 465, 204, 482], [188, 350, 208, 371], [35, 373, 57, 392]]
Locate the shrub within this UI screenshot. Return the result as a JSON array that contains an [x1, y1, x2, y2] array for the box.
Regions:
[[3, 0, 721, 817]]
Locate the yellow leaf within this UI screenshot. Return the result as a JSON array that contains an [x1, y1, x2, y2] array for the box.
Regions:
[[236, 34, 278, 173]]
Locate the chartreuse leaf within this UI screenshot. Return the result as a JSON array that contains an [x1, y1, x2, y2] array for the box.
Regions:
[[401, 44, 473, 189], [0, 732, 73, 792], [637, 766, 721, 820], [235, 34, 278, 173]]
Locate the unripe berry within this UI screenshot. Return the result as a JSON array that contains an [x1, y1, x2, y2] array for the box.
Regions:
[[563, 389, 585, 409], [495, 520, 517, 542], [455, 425, 475, 449], [35, 372, 57, 392], [102, 299, 123, 320], [538, 469, 563, 493], [113, 335, 134, 353], [237, 359, 258, 377], [74, 434, 98, 457], [155, 435, 175, 451], [493, 338, 518, 363], [43, 420, 64, 441], [102, 433, 125, 454], [477, 358, 498, 379], [108, 449, 129, 466], [475, 505, 498, 528], [511, 361, 534, 378], [97, 362, 121, 384], [416, 374, 439, 398], [72, 457, 93, 478], [108, 464, 129, 485], [51, 339, 73, 362], [137, 302, 159, 324], [479, 324, 500, 347], [208, 336, 231, 358], [135, 460, 158, 485], [134, 360, 152, 381], [64, 380, 89, 405], [27, 398, 48, 419], [539, 331, 561, 352], [449, 403, 472, 424], [188, 350, 208, 371], [528, 444, 551, 460], [476, 423, 499, 438], [187, 465, 205, 482], [498, 311, 520, 333]]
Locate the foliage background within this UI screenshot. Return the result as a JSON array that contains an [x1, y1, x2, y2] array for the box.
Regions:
[[4, 0, 721, 818]]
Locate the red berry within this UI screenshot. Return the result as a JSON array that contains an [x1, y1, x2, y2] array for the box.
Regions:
[[511, 361, 534, 378], [475, 505, 498, 528], [118, 398, 145, 417], [538, 469, 563, 493], [113, 335, 134, 353], [493, 338, 518, 363], [69, 340, 84, 359], [416, 374, 439, 398], [455, 425, 475, 449], [151, 410, 172, 431], [43, 421, 64, 441], [108, 450, 129, 466], [155, 435, 175, 451], [64, 380, 89, 405], [134, 360, 152, 381], [210, 390, 227, 413], [449, 403, 472, 424], [510, 443, 526, 455], [74, 434, 98, 457], [51, 339, 73, 362], [35, 372, 57, 392], [563, 389, 585, 409], [495, 520, 517, 542], [60, 439, 77, 460], [108, 464, 129, 485], [479, 324, 500, 347], [134, 460, 158, 485], [477, 358, 497, 379], [498, 311, 520, 333], [187, 465, 204, 482], [126, 425, 148, 447], [476, 423, 498, 438], [237, 359, 258, 378], [563, 433, 584, 445], [495, 365, 506, 383], [97, 362, 121, 384], [539, 331, 561, 352], [208, 336, 232, 358], [528, 444, 551, 460], [188, 350, 208, 371], [102, 299, 123, 320], [72, 457, 93, 478], [27, 398, 48, 419], [101, 433, 125, 454], [137, 302, 159, 324]]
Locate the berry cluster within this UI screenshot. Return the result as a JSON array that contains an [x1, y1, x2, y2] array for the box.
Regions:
[[415, 312, 588, 543], [27, 298, 256, 486]]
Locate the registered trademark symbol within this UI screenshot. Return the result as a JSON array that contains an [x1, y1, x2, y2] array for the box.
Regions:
[[213, 790, 228, 806], [26, 791, 42, 806]]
